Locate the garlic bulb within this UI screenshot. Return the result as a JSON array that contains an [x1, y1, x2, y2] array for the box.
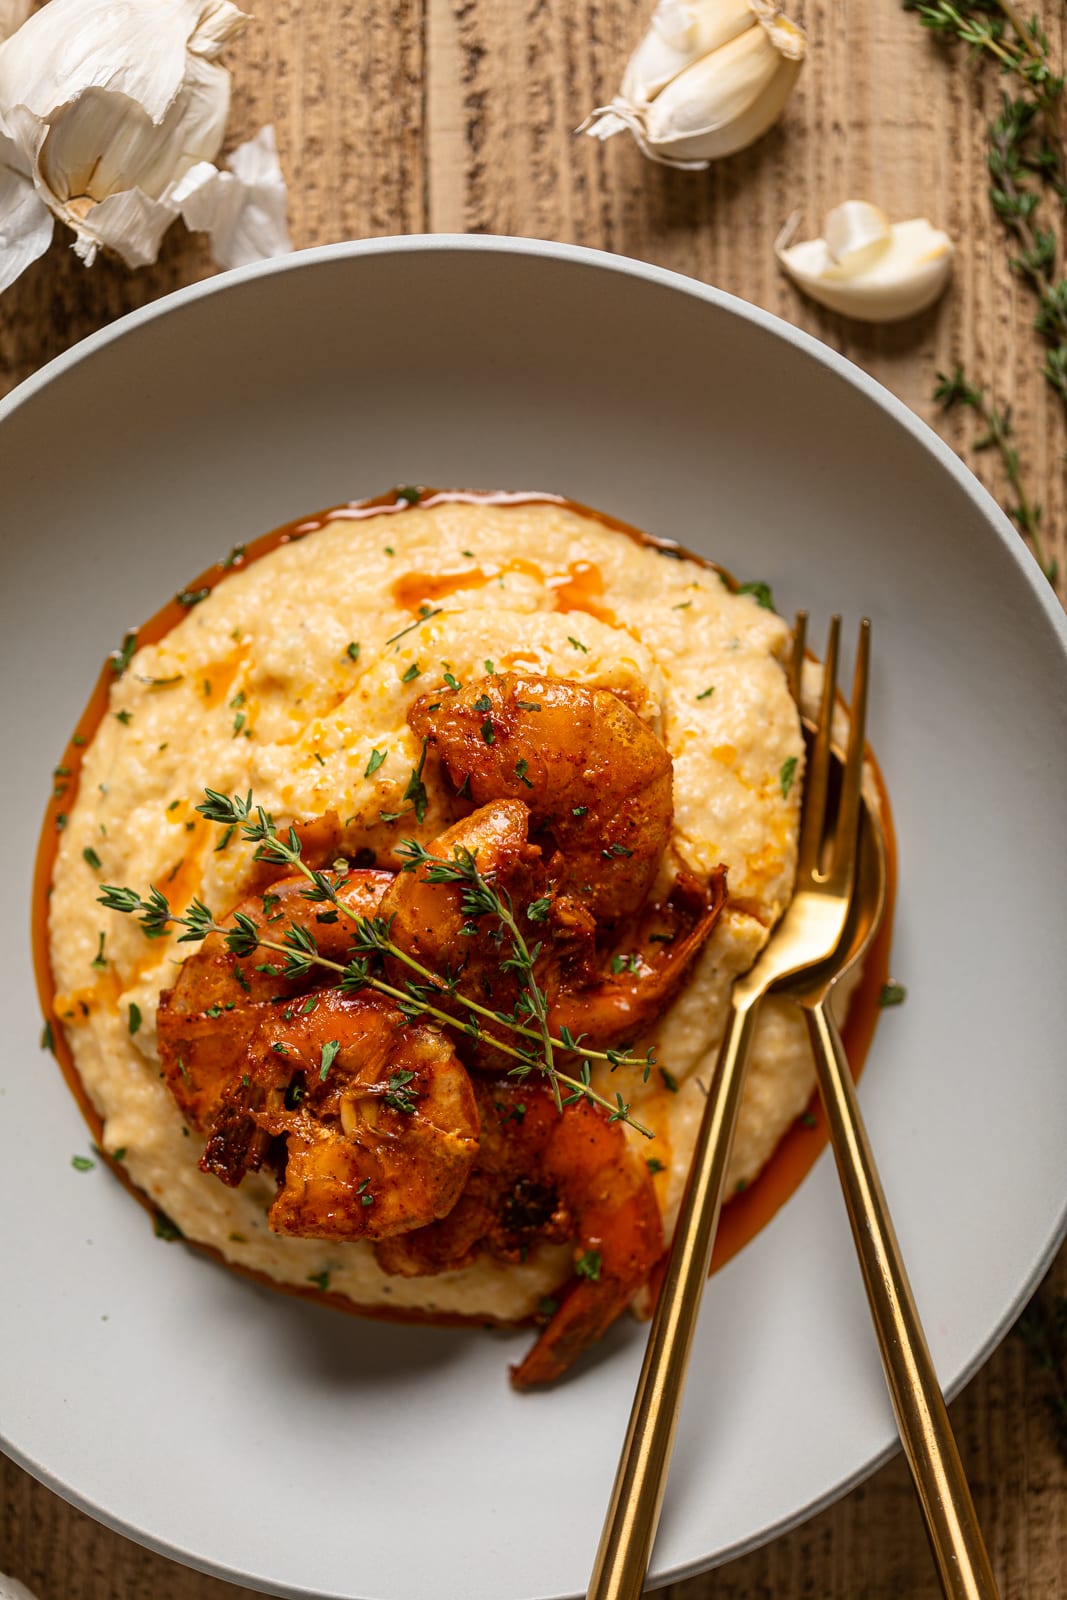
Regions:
[[0, 0, 291, 295], [776, 202, 954, 322], [579, 0, 805, 171]]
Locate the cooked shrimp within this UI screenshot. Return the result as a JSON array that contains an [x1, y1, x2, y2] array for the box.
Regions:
[[157, 868, 392, 1132], [409, 673, 673, 921], [377, 799, 567, 1065], [375, 1079, 665, 1388], [157, 870, 481, 1240], [228, 987, 479, 1240], [549, 866, 729, 1049]]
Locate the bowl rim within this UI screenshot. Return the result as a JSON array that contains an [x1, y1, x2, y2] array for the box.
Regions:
[[2, 232, 1065, 651], [4, 232, 1067, 1598]]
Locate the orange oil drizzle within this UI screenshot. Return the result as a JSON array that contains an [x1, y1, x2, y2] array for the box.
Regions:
[[32, 485, 895, 1300]]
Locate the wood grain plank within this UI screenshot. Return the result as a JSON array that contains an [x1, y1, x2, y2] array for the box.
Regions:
[[2, 0, 1066, 1594]]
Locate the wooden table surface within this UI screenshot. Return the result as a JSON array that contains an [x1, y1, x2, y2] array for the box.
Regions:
[[2, 2, 1065, 1596]]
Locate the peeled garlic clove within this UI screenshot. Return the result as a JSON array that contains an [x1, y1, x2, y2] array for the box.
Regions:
[[822, 199, 890, 266], [579, 0, 805, 170], [621, 0, 757, 105], [777, 204, 954, 322]]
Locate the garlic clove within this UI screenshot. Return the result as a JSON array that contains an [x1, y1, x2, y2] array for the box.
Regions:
[[638, 23, 803, 166], [579, 0, 805, 169], [822, 199, 891, 266], [777, 208, 954, 322], [621, 0, 757, 106]]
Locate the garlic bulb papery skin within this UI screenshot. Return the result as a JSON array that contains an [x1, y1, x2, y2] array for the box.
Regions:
[[579, 0, 805, 171], [0, 0, 291, 295], [776, 203, 955, 322]]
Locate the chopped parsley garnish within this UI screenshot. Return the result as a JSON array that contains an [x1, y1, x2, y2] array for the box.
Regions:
[[403, 739, 430, 822], [538, 1296, 559, 1317], [111, 631, 137, 676], [800, 1111, 818, 1129], [401, 661, 421, 682], [153, 1210, 183, 1241], [91, 931, 108, 971], [779, 756, 798, 797], [365, 747, 388, 778], [232, 710, 246, 738], [576, 1250, 602, 1282], [878, 981, 907, 1008], [672, 600, 692, 610], [215, 823, 236, 852], [384, 545, 395, 556], [346, 640, 361, 662], [484, 659, 496, 674], [383, 1068, 419, 1113], [567, 636, 589, 652], [222, 543, 246, 569], [128, 1003, 142, 1036], [307, 1270, 332, 1292], [481, 720, 495, 745], [696, 686, 715, 701], [515, 757, 534, 789], [443, 671, 462, 692], [515, 700, 541, 712], [83, 846, 102, 871], [646, 1156, 666, 1174], [396, 486, 421, 504], [319, 1039, 341, 1080], [71, 1154, 95, 1172], [473, 693, 492, 713], [526, 897, 551, 923], [737, 579, 774, 610], [114, 709, 133, 726], [176, 586, 210, 608], [572, 805, 588, 818], [659, 1067, 679, 1093], [40, 1020, 54, 1054]]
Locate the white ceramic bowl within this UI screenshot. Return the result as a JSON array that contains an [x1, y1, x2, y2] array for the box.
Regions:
[[2, 237, 1066, 1600]]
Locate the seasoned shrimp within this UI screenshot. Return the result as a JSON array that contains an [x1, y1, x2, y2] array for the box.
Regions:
[[549, 867, 729, 1049], [157, 868, 392, 1131], [223, 987, 479, 1240], [375, 1079, 665, 1388], [377, 799, 579, 1066], [157, 871, 480, 1240], [409, 673, 673, 920]]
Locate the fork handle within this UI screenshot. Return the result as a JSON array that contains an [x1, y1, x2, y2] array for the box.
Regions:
[[586, 997, 761, 1600], [806, 1001, 1000, 1600]]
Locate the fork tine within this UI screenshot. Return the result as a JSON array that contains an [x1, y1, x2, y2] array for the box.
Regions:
[[797, 615, 840, 875], [830, 618, 871, 885], [788, 610, 808, 707]]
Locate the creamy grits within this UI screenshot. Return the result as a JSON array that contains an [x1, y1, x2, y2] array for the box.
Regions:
[[48, 494, 818, 1324]]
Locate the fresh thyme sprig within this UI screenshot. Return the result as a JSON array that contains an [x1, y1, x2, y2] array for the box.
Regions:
[[904, 0, 1065, 582], [99, 788, 656, 1137], [934, 367, 1054, 575], [191, 788, 650, 1075]]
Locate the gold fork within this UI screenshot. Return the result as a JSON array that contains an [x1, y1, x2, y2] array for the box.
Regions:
[[587, 615, 872, 1600], [784, 615, 999, 1600]]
